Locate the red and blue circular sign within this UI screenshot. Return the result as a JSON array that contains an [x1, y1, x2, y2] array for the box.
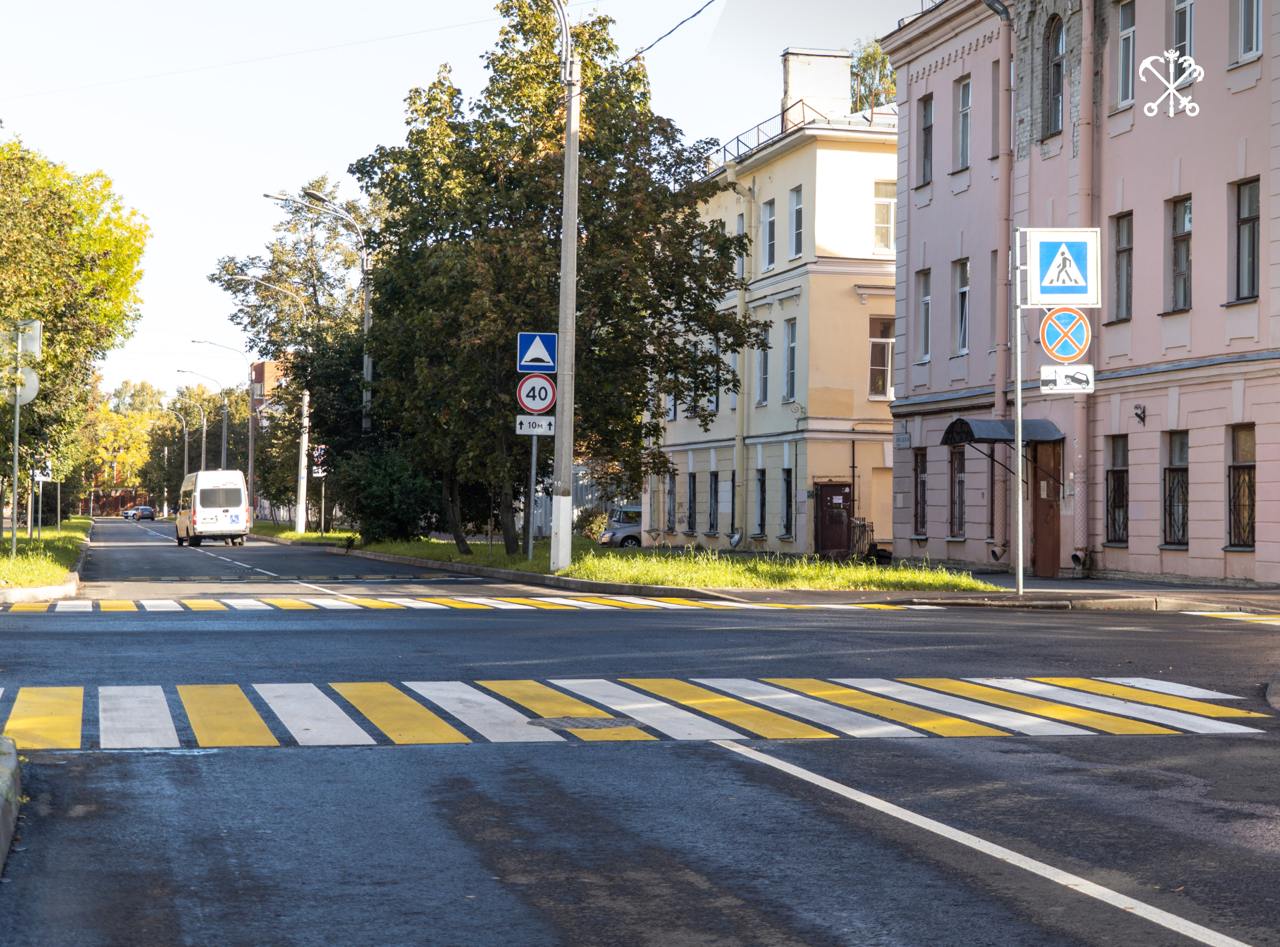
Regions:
[[1039, 307, 1091, 364]]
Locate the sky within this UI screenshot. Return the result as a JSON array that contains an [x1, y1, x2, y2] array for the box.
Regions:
[[0, 0, 920, 397]]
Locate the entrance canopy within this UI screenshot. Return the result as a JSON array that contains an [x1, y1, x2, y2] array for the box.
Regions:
[[941, 417, 1064, 446]]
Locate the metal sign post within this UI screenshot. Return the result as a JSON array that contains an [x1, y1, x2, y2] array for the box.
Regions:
[[526, 434, 538, 561], [1013, 235, 1025, 596]]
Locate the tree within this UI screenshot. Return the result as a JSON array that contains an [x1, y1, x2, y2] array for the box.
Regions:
[[350, 0, 758, 552], [110, 380, 166, 414], [851, 40, 896, 115]]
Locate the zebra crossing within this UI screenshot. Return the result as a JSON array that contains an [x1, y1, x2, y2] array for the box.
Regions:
[[0, 676, 1266, 751], [1, 596, 949, 614]]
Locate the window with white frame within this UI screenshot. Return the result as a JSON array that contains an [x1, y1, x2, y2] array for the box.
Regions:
[[1170, 196, 1192, 311], [1118, 2, 1136, 105], [869, 317, 893, 398], [954, 259, 970, 354], [1045, 17, 1065, 136], [1236, 179, 1260, 301], [756, 339, 769, 404], [917, 269, 932, 360], [788, 186, 803, 258], [1173, 0, 1193, 59], [1239, 0, 1261, 60], [873, 181, 895, 252], [1114, 212, 1133, 322], [784, 318, 797, 400], [761, 200, 776, 270], [955, 76, 972, 170], [919, 95, 934, 185], [735, 212, 745, 278]]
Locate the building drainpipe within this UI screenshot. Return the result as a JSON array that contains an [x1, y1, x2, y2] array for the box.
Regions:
[[727, 170, 755, 541], [1073, 0, 1096, 573]]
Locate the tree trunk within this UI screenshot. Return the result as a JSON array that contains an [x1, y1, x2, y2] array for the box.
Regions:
[[444, 474, 471, 554], [499, 477, 519, 555]]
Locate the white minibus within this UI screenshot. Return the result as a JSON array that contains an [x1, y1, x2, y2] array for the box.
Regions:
[[176, 470, 250, 546]]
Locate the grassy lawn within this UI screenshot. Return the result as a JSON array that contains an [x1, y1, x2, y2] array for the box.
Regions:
[[363, 536, 597, 574], [0, 516, 91, 588], [251, 521, 357, 544]]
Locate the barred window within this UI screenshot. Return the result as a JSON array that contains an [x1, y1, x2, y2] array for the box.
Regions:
[[1229, 425, 1255, 548], [666, 471, 677, 532], [1163, 431, 1189, 546], [1106, 435, 1129, 544], [782, 467, 794, 536], [949, 447, 966, 538], [687, 472, 697, 532], [913, 448, 928, 536], [708, 471, 719, 533]]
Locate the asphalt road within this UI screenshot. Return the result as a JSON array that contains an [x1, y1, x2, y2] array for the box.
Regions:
[[0, 520, 1277, 946]]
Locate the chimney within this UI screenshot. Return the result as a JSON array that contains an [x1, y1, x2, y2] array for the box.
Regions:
[[781, 48, 852, 127]]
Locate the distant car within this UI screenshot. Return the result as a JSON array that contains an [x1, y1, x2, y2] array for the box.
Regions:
[[598, 505, 642, 548], [136, 505, 155, 521], [122, 508, 137, 520]]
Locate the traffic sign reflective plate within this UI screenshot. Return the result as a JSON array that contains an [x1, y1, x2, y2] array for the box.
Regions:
[[1039, 307, 1091, 364], [517, 332, 558, 373], [1025, 228, 1100, 308], [1040, 363, 1095, 394], [516, 373, 556, 414], [516, 415, 554, 436]]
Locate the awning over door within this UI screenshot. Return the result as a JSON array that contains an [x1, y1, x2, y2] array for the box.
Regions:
[[940, 417, 1064, 446]]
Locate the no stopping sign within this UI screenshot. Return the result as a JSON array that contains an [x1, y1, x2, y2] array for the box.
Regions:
[[517, 373, 556, 414]]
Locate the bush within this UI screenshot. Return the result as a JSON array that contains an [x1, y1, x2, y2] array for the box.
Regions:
[[327, 446, 438, 544], [574, 505, 609, 540]]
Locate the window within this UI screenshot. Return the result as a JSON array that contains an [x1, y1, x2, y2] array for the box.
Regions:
[[199, 487, 243, 508], [789, 186, 803, 258], [1163, 431, 1189, 546], [735, 213, 745, 279], [954, 259, 970, 354], [1171, 197, 1192, 310], [989, 59, 1002, 158], [955, 76, 972, 170], [1118, 3, 1136, 106], [1045, 17, 1065, 136], [708, 471, 719, 533], [756, 340, 769, 404], [874, 182, 895, 251], [666, 470, 677, 532], [1236, 179, 1260, 300], [869, 318, 893, 398], [1240, 0, 1261, 59], [782, 467, 794, 536], [1106, 435, 1129, 544], [912, 449, 928, 536], [948, 447, 966, 537], [1229, 425, 1255, 548], [730, 469, 737, 532], [761, 200, 776, 270], [919, 95, 934, 185], [1114, 212, 1133, 322], [687, 472, 697, 532], [1173, 0, 1193, 59], [755, 468, 767, 536], [784, 318, 797, 400], [917, 269, 932, 360]]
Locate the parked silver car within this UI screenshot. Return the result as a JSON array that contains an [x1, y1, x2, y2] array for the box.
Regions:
[[598, 505, 642, 548]]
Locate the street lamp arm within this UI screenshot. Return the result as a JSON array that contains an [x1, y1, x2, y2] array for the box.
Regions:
[[225, 274, 310, 320], [192, 339, 252, 366], [551, 0, 575, 79]]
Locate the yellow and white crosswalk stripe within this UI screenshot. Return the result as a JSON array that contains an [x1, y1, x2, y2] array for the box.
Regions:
[[0, 676, 1266, 751]]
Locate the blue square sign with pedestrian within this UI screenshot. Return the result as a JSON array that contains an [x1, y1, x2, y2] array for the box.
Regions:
[[517, 332, 558, 373], [1025, 228, 1100, 308]]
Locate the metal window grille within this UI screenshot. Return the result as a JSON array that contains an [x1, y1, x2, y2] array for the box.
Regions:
[[1106, 435, 1129, 544], [666, 472, 676, 532], [708, 471, 719, 533], [687, 472, 696, 532], [782, 468, 794, 535], [1163, 468, 1188, 545], [949, 447, 966, 537], [1229, 425, 1255, 547], [756, 468, 767, 535], [913, 449, 928, 536]]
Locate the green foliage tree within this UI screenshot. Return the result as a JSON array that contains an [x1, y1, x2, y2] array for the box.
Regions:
[[851, 39, 896, 114], [350, 0, 759, 553]]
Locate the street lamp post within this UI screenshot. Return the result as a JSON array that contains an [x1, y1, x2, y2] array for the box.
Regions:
[[177, 370, 229, 468], [548, 0, 581, 573], [168, 407, 190, 478], [177, 398, 208, 471], [194, 340, 257, 515]]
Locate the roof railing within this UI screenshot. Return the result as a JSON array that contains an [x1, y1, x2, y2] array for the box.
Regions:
[[712, 100, 829, 166]]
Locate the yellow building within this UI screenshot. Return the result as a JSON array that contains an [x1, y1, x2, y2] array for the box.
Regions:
[[643, 48, 898, 556]]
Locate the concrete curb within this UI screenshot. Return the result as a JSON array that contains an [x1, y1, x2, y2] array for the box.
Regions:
[[0, 521, 89, 604], [0, 737, 20, 874], [248, 533, 340, 548]]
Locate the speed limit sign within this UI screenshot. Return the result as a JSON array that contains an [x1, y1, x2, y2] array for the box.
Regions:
[[516, 373, 556, 414]]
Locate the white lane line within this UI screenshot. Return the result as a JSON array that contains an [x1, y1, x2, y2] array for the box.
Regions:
[[404, 681, 563, 743], [230, 561, 252, 568], [254, 683, 375, 746], [903, 604, 946, 610], [971, 680, 1264, 735], [535, 596, 615, 610], [716, 742, 1252, 947], [552, 679, 743, 741], [835, 679, 1091, 737], [380, 598, 447, 609], [224, 599, 271, 611], [98, 686, 181, 749], [54, 601, 93, 613], [1097, 678, 1244, 700], [455, 597, 534, 610], [140, 599, 182, 612], [303, 598, 361, 610], [694, 679, 922, 739]]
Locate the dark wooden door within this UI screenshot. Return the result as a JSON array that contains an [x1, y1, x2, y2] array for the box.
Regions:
[[816, 483, 852, 558], [1031, 441, 1063, 579]]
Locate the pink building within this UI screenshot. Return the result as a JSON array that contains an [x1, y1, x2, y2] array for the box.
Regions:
[[882, 0, 1272, 582]]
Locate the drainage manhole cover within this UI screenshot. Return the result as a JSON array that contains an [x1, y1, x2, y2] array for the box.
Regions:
[[528, 716, 641, 731]]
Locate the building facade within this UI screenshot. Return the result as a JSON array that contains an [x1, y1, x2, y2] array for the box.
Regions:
[[642, 49, 898, 556], [883, 0, 1276, 582]]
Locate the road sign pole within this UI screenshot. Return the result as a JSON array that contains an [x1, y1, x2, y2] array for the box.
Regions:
[[37, 481, 42, 540], [527, 435, 538, 561], [1013, 231, 1024, 597], [11, 326, 19, 558]]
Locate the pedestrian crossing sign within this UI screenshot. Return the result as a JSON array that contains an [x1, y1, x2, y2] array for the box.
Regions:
[[1025, 228, 1100, 308]]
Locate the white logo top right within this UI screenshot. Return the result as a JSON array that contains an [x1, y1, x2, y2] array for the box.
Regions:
[[1140, 50, 1204, 118]]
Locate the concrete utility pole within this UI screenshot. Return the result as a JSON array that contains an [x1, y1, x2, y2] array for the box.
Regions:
[[295, 388, 310, 533], [548, 0, 581, 573]]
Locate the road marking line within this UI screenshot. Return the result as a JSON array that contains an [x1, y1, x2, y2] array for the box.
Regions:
[[54, 601, 93, 613], [303, 598, 361, 610], [1098, 678, 1244, 700], [260, 598, 316, 610], [621, 679, 837, 740], [478, 680, 655, 741], [8, 603, 49, 612], [566, 596, 655, 609], [903, 604, 946, 610], [972, 680, 1265, 735], [694, 679, 922, 739], [404, 681, 563, 743], [139, 599, 182, 612], [224, 599, 271, 610], [99, 600, 138, 612], [494, 597, 576, 610], [340, 597, 404, 609], [901, 679, 1175, 736], [533, 596, 617, 610], [379, 598, 447, 609], [838, 679, 1090, 737], [3, 686, 83, 749], [552, 679, 745, 741], [650, 597, 738, 609], [253, 684, 376, 746], [716, 742, 1252, 947], [1032, 678, 1269, 719], [415, 597, 492, 609], [182, 599, 227, 611], [608, 596, 696, 609], [331, 682, 470, 744], [455, 597, 534, 610], [178, 685, 280, 747], [765, 679, 1006, 737], [98, 685, 180, 748]]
